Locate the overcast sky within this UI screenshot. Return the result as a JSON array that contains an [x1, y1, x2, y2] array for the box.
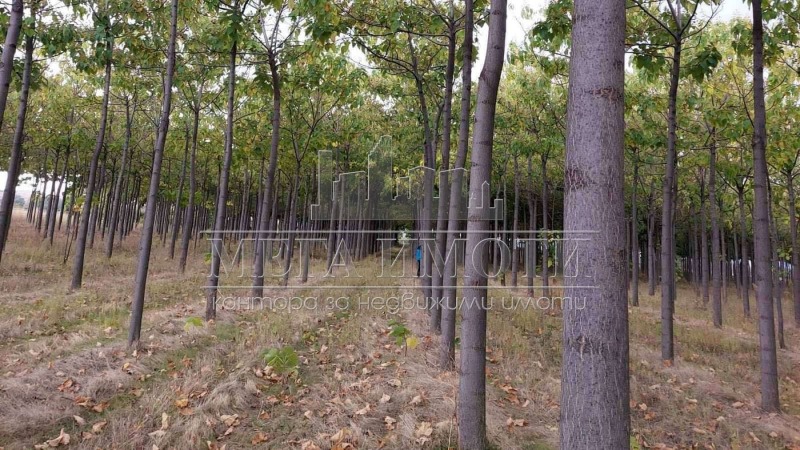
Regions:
[[1, 0, 753, 198]]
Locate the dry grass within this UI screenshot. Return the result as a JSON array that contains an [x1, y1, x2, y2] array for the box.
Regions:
[[0, 213, 799, 449]]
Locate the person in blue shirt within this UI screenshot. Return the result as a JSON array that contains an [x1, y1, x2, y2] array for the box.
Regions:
[[415, 245, 422, 277]]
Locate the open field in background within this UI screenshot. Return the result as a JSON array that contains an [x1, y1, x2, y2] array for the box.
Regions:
[[0, 214, 799, 449]]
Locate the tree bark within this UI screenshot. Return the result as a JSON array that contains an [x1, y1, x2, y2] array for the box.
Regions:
[[457, 0, 505, 447], [439, 0, 473, 371], [0, 0, 22, 132], [752, 0, 780, 412], [128, 0, 178, 346], [788, 172, 800, 327], [631, 159, 639, 306], [0, 15, 32, 262], [252, 49, 281, 298], [709, 134, 722, 327], [71, 35, 113, 289], [661, 38, 681, 364], [560, 0, 629, 447]]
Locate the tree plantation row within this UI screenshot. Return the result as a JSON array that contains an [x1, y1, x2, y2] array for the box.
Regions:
[[0, 0, 798, 448]]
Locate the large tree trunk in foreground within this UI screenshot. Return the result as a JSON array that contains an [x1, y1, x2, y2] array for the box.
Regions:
[[71, 37, 113, 290], [457, 0, 505, 447], [439, 0, 473, 371], [0, 18, 32, 264], [560, 0, 629, 448], [752, 0, 780, 413], [128, 0, 178, 346]]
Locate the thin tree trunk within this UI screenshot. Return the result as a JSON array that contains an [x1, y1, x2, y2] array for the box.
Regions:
[[458, 1, 505, 447], [0, 0, 23, 132], [71, 36, 113, 289], [207, 36, 238, 320], [128, 0, 177, 346], [430, 11, 456, 335], [170, 125, 189, 259], [788, 172, 800, 327], [710, 135, 722, 327], [631, 160, 639, 306], [0, 20, 33, 264], [439, 0, 473, 370], [252, 49, 281, 298], [180, 88, 202, 273]]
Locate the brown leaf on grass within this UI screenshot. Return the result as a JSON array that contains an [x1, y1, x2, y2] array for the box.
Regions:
[[73, 415, 86, 427], [506, 417, 526, 428], [330, 428, 352, 443], [748, 432, 761, 443], [408, 393, 426, 406], [304, 410, 314, 420], [354, 404, 371, 416], [220, 414, 240, 427], [732, 401, 744, 408], [91, 402, 109, 413], [251, 432, 269, 444], [161, 412, 170, 430], [415, 421, 433, 444], [175, 398, 189, 408], [384, 416, 397, 430], [179, 408, 195, 416], [57, 378, 75, 393], [387, 379, 401, 387], [33, 428, 70, 449], [91, 421, 107, 433], [300, 441, 321, 450], [379, 394, 391, 404]]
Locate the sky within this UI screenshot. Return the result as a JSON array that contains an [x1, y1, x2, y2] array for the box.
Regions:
[[1, 0, 753, 200]]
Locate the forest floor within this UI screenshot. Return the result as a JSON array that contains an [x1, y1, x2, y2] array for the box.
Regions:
[[0, 213, 799, 450]]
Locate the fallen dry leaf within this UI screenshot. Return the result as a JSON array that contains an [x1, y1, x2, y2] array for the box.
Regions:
[[34, 429, 70, 449], [91, 421, 107, 433], [379, 394, 391, 404], [73, 415, 86, 427], [354, 404, 371, 416], [175, 398, 189, 409], [384, 416, 397, 430], [300, 441, 321, 450], [251, 432, 269, 444], [506, 417, 526, 428]]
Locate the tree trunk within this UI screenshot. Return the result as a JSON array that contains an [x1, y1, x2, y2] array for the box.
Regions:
[[511, 155, 520, 287], [180, 87, 202, 273], [710, 136, 722, 327], [457, 0, 505, 447], [169, 125, 189, 259], [207, 37, 238, 320], [788, 172, 800, 327], [439, 0, 473, 370], [0, 20, 33, 264], [430, 13, 457, 335], [252, 50, 281, 298], [128, 0, 178, 346], [631, 160, 639, 306], [561, 0, 629, 447], [738, 186, 751, 317], [752, 0, 780, 412], [660, 37, 681, 364], [0, 0, 22, 132], [71, 36, 113, 290]]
